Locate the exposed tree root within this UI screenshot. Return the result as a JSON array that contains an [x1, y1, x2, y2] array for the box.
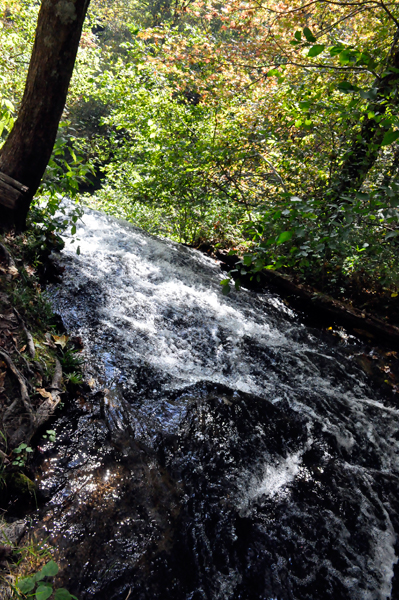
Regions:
[[0, 349, 34, 446], [11, 340, 35, 380], [13, 308, 35, 359], [0, 349, 33, 415], [0, 348, 64, 446]]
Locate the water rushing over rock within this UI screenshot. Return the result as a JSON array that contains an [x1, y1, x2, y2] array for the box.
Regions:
[[37, 208, 399, 599]]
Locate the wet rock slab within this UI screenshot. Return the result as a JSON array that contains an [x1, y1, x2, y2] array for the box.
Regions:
[[34, 208, 399, 600]]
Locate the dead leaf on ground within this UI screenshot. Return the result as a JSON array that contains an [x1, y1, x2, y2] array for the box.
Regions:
[[19, 345, 26, 353], [52, 334, 69, 349], [44, 333, 56, 348], [36, 388, 52, 399], [24, 264, 36, 277], [8, 266, 19, 278]]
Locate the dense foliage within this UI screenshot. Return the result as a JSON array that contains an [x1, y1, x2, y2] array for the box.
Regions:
[[1, 0, 399, 294]]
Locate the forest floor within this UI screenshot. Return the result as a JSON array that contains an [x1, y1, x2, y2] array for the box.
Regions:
[[0, 231, 84, 597]]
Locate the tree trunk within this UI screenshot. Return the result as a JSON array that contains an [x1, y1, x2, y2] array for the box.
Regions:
[[332, 39, 399, 201], [0, 0, 91, 231]]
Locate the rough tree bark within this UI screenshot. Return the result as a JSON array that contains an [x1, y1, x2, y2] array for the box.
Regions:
[[0, 0, 91, 231], [332, 34, 399, 201]]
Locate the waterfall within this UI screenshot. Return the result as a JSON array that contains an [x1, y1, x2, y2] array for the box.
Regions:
[[36, 207, 399, 600]]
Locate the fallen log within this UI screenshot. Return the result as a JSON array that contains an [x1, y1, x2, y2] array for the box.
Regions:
[[216, 250, 399, 347], [262, 269, 399, 346]]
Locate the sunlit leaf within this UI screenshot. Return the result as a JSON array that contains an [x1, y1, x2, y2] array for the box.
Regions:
[[17, 577, 35, 593], [36, 585, 53, 600], [303, 27, 316, 42], [52, 335, 69, 349], [40, 560, 59, 577], [381, 130, 399, 146], [54, 589, 74, 600], [337, 81, 359, 93], [308, 45, 325, 57], [277, 231, 293, 245]]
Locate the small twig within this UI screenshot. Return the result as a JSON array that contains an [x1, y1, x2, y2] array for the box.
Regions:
[[13, 308, 35, 359], [256, 154, 288, 193]]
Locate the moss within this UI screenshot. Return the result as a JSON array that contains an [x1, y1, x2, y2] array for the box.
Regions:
[[3, 472, 37, 501]]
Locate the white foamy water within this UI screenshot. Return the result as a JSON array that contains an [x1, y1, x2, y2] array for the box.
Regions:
[[46, 207, 399, 600]]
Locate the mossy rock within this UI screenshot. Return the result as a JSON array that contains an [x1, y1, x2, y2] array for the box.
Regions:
[[3, 472, 37, 501]]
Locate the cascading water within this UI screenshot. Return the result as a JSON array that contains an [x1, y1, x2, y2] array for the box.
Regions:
[[36, 207, 399, 600]]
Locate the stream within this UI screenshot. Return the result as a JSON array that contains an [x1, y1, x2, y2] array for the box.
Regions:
[[35, 207, 399, 600]]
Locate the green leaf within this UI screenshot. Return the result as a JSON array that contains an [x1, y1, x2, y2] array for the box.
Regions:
[[277, 231, 293, 244], [339, 49, 357, 65], [308, 45, 325, 57], [221, 284, 231, 295], [54, 589, 73, 600], [381, 130, 399, 146], [41, 560, 59, 578], [294, 30, 302, 41], [266, 68, 282, 78], [35, 569, 46, 582], [17, 577, 36, 593], [359, 88, 378, 100], [36, 585, 53, 600], [385, 231, 399, 240], [329, 44, 344, 57], [303, 27, 316, 42], [243, 255, 252, 266], [337, 81, 359, 93]]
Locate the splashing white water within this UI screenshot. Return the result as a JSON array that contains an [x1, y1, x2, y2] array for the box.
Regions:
[[46, 207, 399, 600]]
